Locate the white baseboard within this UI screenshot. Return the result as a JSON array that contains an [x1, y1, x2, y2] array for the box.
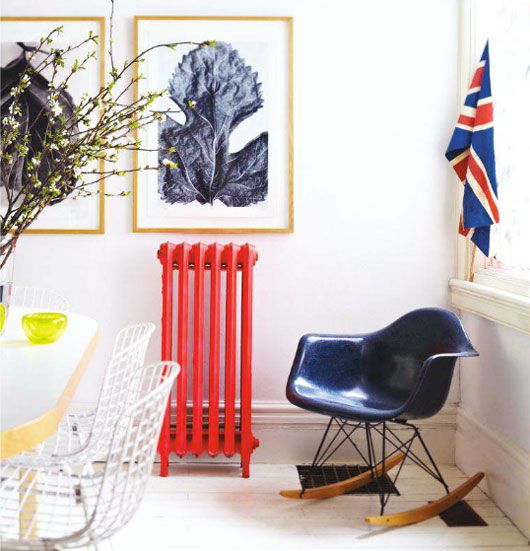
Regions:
[[71, 399, 458, 464], [72, 399, 457, 428], [251, 400, 456, 428], [456, 406, 530, 538], [249, 401, 456, 464]]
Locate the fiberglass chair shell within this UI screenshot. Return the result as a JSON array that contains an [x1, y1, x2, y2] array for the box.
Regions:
[[282, 308, 482, 526], [286, 307, 478, 423]]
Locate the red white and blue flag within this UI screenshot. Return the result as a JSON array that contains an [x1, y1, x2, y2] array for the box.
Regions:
[[446, 42, 499, 257]]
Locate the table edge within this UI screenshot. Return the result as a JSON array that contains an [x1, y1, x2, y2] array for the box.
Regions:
[[0, 327, 99, 459]]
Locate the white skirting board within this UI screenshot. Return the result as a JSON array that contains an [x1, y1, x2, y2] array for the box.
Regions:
[[161, 401, 456, 465], [250, 401, 457, 465], [71, 399, 457, 465], [456, 406, 530, 539]]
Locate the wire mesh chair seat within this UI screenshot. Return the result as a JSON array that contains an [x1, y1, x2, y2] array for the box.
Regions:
[[5, 322, 155, 469], [19, 412, 95, 463], [11, 287, 70, 313], [0, 361, 179, 550]]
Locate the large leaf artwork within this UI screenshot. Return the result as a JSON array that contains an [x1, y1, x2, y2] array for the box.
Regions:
[[1, 44, 78, 203], [159, 42, 268, 207]]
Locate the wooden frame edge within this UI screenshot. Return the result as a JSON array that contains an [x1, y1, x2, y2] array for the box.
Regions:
[[454, 0, 474, 280], [132, 15, 294, 234]]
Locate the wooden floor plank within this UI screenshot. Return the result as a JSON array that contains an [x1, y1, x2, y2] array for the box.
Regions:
[[105, 464, 528, 551]]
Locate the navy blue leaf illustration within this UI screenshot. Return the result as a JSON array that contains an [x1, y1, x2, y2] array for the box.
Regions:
[[1, 46, 78, 204], [158, 42, 268, 206]]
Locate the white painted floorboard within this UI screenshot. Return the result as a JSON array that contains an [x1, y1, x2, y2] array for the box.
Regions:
[[104, 464, 529, 551]]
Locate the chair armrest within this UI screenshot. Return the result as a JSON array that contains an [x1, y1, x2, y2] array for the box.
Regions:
[[399, 349, 478, 420]]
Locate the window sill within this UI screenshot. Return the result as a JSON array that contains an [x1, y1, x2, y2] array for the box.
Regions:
[[475, 267, 530, 297], [449, 278, 530, 334]]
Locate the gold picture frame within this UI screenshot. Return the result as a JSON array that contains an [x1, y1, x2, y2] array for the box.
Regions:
[[133, 16, 293, 233], [0, 16, 106, 234]]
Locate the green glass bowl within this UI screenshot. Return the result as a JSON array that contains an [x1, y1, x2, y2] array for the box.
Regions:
[[21, 312, 68, 344], [0, 303, 6, 333]]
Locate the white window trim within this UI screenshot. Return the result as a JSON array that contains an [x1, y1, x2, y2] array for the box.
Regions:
[[450, 278, 530, 333], [450, 0, 530, 335]]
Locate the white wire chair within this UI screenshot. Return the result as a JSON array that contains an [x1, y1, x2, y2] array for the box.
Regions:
[[11, 287, 70, 313], [6, 322, 155, 468], [0, 361, 179, 550]]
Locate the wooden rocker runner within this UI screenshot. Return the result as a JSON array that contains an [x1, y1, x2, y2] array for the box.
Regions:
[[281, 308, 482, 525], [281, 452, 405, 500], [365, 472, 484, 525]]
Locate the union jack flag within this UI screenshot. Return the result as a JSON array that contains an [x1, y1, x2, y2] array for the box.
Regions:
[[446, 42, 499, 257]]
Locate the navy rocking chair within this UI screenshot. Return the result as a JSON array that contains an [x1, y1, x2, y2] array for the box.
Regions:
[[280, 308, 484, 526]]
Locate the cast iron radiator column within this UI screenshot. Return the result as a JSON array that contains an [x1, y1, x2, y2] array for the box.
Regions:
[[157, 242, 260, 477]]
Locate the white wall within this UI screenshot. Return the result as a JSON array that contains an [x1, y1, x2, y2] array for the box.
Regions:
[[3, 0, 459, 419], [456, 314, 530, 536], [460, 316, 530, 452]]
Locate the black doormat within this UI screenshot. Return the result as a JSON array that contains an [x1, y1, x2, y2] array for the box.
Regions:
[[296, 464, 400, 496], [438, 500, 488, 526]]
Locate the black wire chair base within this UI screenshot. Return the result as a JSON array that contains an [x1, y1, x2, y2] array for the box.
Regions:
[[301, 417, 450, 515], [296, 464, 400, 496]]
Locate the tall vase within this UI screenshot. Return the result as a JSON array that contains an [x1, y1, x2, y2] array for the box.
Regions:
[[0, 235, 17, 335]]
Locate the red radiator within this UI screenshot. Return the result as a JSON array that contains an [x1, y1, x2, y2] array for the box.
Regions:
[[157, 242, 260, 478]]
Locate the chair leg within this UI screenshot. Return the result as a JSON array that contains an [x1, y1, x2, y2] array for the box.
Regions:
[[413, 425, 449, 494], [374, 422, 448, 491], [301, 417, 367, 496], [379, 422, 387, 515], [365, 421, 414, 516], [367, 420, 451, 517], [364, 422, 375, 479], [311, 417, 335, 467], [365, 422, 390, 516], [300, 417, 334, 497]]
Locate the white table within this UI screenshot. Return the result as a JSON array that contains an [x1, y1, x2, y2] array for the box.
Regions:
[[0, 307, 99, 459]]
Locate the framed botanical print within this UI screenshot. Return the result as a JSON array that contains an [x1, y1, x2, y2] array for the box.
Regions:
[[133, 16, 293, 233], [0, 17, 105, 234]]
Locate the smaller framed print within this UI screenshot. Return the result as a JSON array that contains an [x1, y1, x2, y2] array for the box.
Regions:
[[133, 16, 293, 233], [0, 17, 105, 234]]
